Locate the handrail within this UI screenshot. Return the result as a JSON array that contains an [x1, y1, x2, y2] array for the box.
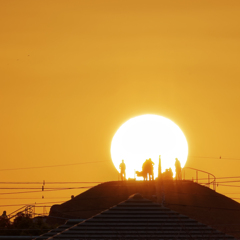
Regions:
[[7, 204, 35, 220], [182, 167, 216, 191]]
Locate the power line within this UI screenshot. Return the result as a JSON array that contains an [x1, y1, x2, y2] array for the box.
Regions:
[[0, 181, 102, 184], [42, 182, 103, 184], [217, 184, 240, 188], [216, 180, 240, 184], [189, 156, 240, 161], [215, 176, 240, 179], [0, 187, 95, 190], [185, 176, 240, 181], [1, 192, 240, 220], [0, 197, 70, 199], [0, 186, 93, 195], [0, 160, 108, 171], [0, 201, 65, 207]]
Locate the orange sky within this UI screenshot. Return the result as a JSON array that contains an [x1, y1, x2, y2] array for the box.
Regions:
[[1, 0, 240, 215]]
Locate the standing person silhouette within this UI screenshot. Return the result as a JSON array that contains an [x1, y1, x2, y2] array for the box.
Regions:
[[140, 158, 154, 180], [119, 160, 126, 181], [148, 158, 154, 180]]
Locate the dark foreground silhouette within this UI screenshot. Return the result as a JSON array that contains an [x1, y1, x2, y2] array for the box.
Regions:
[[48, 180, 240, 239]]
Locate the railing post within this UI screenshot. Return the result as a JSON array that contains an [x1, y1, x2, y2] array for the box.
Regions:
[[213, 180, 216, 191]]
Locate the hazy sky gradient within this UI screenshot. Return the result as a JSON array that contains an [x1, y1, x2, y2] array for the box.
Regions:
[[1, 0, 240, 213]]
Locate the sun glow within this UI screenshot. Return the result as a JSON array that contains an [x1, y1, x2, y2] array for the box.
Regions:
[[111, 114, 188, 179]]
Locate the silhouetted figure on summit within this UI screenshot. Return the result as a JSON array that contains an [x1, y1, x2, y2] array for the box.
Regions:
[[136, 158, 154, 181], [162, 168, 173, 180], [119, 160, 126, 181], [175, 158, 182, 180]]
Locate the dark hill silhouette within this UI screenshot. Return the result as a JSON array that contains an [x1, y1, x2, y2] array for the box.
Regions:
[[48, 181, 240, 239]]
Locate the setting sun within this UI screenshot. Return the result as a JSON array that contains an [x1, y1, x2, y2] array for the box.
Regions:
[[111, 114, 188, 179]]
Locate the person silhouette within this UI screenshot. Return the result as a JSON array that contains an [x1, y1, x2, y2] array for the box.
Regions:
[[119, 160, 126, 181], [138, 158, 154, 180], [162, 168, 173, 180], [175, 158, 182, 180], [146, 158, 154, 180]]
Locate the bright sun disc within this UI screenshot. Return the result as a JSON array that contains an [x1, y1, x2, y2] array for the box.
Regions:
[[111, 114, 188, 179]]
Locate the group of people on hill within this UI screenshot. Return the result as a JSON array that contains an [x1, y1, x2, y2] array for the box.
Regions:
[[136, 158, 154, 181], [119, 158, 182, 181]]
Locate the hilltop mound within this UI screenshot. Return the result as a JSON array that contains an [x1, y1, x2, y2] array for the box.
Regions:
[[48, 180, 240, 238]]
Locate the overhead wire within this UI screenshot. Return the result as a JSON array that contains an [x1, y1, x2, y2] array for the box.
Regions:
[[0, 160, 108, 171], [0, 197, 70, 199], [0, 181, 239, 197], [0, 186, 93, 195], [217, 184, 240, 187], [189, 156, 240, 161], [216, 180, 240, 184], [0, 181, 102, 184], [0, 187, 95, 190], [0, 158, 240, 217], [0, 155, 239, 173], [0, 186, 240, 222], [0, 201, 65, 207], [184, 176, 240, 181]]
